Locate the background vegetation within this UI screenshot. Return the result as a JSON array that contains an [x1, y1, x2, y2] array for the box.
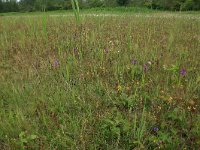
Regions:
[[1, 0, 200, 149], [0, 0, 200, 13], [0, 12, 200, 149]]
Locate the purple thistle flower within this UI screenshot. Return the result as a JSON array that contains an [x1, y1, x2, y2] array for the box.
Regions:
[[54, 60, 59, 67], [73, 48, 77, 54], [105, 48, 109, 54], [143, 64, 148, 72], [131, 59, 137, 65], [153, 127, 159, 132], [157, 141, 162, 145], [180, 68, 186, 76], [54, 48, 58, 52]]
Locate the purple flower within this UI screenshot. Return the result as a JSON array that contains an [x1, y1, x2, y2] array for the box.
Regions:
[[54, 48, 58, 52], [131, 59, 137, 65], [157, 141, 162, 145], [105, 48, 109, 54], [54, 60, 59, 67], [143, 64, 148, 72], [73, 48, 77, 54], [180, 68, 186, 76], [153, 127, 159, 132]]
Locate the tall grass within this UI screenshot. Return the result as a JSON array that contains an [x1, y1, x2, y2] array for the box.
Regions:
[[71, 0, 80, 23], [0, 12, 199, 149]]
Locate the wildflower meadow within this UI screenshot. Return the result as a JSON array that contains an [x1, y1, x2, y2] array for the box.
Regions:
[[0, 9, 200, 149]]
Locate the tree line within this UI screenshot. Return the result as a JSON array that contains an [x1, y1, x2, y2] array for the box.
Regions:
[[0, 0, 200, 13]]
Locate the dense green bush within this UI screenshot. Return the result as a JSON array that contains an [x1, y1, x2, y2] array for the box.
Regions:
[[0, 0, 19, 12], [116, 0, 130, 6]]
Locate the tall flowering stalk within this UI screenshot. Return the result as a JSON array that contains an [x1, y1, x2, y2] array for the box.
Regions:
[[71, 0, 80, 24]]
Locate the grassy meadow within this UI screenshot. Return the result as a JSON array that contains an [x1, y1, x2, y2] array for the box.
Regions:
[[0, 11, 200, 149]]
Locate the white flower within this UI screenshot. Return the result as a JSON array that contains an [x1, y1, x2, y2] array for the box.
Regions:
[[148, 61, 152, 65]]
